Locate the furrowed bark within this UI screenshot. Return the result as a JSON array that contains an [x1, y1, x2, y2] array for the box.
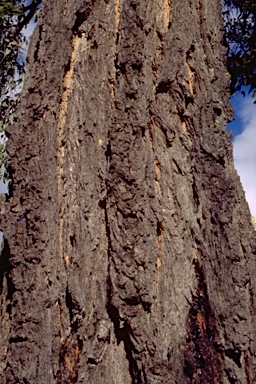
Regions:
[[0, 0, 256, 383]]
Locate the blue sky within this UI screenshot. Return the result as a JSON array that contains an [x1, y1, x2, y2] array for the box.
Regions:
[[227, 93, 248, 137], [228, 92, 256, 217]]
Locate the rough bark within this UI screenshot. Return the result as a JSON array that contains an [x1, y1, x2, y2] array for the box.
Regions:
[[0, 0, 256, 383]]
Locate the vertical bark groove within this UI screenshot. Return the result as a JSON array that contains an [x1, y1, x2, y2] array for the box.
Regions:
[[57, 34, 79, 264], [185, 258, 222, 383]]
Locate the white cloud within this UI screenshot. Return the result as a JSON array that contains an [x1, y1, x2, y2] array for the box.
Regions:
[[233, 97, 256, 217], [19, 20, 36, 64], [22, 20, 36, 39]]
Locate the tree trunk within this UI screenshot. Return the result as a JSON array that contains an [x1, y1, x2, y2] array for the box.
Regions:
[[1, 0, 256, 382]]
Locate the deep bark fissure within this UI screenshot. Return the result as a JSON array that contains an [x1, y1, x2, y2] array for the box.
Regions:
[[225, 369, 237, 384], [9, 336, 28, 344], [72, 9, 91, 35], [65, 286, 84, 335], [107, 304, 142, 384], [185, 258, 223, 383], [0, 239, 14, 302], [104, 188, 140, 381], [103, 127, 142, 383], [155, 79, 172, 95], [33, 24, 42, 62], [225, 348, 242, 369]]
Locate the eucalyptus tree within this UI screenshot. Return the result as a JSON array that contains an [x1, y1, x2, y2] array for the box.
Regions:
[[0, 1, 256, 383]]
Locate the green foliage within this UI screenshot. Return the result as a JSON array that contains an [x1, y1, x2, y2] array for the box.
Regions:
[[0, 0, 41, 180], [0, 0, 22, 16], [223, 0, 256, 98]]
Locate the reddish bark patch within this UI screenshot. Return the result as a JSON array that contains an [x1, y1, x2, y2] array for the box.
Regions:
[[184, 259, 223, 383]]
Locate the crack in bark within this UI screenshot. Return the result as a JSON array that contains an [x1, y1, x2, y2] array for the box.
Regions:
[[9, 336, 28, 344], [72, 9, 91, 35], [65, 286, 84, 335], [34, 24, 42, 62], [184, 258, 223, 383], [0, 239, 13, 298], [107, 304, 142, 384], [225, 348, 241, 369], [101, 131, 143, 383]]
